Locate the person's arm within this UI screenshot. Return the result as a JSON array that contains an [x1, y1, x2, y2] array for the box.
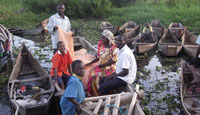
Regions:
[[116, 68, 129, 77], [85, 58, 99, 66], [68, 64, 72, 75], [68, 98, 82, 113], [54, 68, 58, 84], [47, 16, 56, 34], [98, 59, 115, 68]]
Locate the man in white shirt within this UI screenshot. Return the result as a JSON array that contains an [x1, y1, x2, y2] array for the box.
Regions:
[[47, 3, 71, 54], [99, 34, 137, 95]]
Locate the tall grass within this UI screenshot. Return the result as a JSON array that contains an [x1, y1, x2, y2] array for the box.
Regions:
[[104, 0, 200, 34]]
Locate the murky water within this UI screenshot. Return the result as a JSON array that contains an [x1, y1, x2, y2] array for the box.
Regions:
[[0, 36, 185, 115]]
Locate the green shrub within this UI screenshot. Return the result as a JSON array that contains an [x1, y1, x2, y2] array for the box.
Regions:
[[23, 0, 111, 18], [110, 0, 136, 7]]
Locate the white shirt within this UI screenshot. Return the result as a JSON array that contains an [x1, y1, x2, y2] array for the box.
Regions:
[[47, 13, 71, 49], [116, 45, 137, 84]]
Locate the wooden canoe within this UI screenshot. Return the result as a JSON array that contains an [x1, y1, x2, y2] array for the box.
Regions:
[[7, 44, 55, 115], [119, 21, 137, 33], [81, 84, 145, 115], [182, 28, 198, 59], [168, 22, 184, 40], [133, 32, 158, 54], [158, 29, 182, 56], [151, 20, 165, 39], [181, 60, 200, 115]]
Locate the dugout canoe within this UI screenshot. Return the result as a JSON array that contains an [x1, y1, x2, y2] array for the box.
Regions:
[[7, 44, 55, 115], [158, 29, 182, 56], [181, 60, 200, 115], [151, 20, 165, 39], [133, 32, 158, 54], [182, 28, 198, 59]]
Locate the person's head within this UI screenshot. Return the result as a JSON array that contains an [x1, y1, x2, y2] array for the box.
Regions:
[[101, 30, 114, 46], [57, 3, 65, 16], [72, 60, 84, 77], [145, 23, 150, 28], [115, 34, 126, 49], [57, 41, 65, 54]]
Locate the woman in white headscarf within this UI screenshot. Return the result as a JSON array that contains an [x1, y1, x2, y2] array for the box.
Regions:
[[85, 30, 118, 96]]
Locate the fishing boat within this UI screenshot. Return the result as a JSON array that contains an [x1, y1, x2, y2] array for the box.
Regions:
[[119, 21, 137, 33], [0, 24, 13, 72], [133, 33, 158, 54], [182, 28, 198, 59], [168, 22, 184, 40], [181, 60, 200, 115], [158, 29, 182, 56], [151, 20, 165, 39], [7, 44, 55, 115]]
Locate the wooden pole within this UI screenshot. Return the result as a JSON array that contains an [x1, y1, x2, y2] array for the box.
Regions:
[[128, 84, 139, 115], [104, 96, 111, 115], [85, 93, 133, 110], [83, 92, 128, 103], [112, 94, 121, 115], [93, 99, 103, 114]]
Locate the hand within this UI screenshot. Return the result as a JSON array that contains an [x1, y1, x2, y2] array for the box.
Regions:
[[85, 63, 91, 66], [53, 26, 58, 31], [76, 104, 83, 114], [98, 64, 104, 68]]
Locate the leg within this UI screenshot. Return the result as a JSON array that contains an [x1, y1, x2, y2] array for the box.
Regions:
[[52, 76, 65, 90], [186, 59, 200, 84], [99, 77, 127, 95], [62, 74, 71, 86]]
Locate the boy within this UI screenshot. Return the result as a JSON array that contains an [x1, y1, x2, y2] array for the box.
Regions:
[[50, 41, 72, 90], [60, 60, 85, 115]]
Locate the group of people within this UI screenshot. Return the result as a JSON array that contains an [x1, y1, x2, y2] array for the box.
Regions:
[[47, 2, 200, 115], [47, 3, 137, 115]]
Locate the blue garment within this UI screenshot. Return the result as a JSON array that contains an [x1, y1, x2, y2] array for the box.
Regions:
[[60, 76, 85, 115]]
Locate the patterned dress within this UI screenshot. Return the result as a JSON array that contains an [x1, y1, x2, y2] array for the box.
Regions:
[[87, 40, 118, 96]]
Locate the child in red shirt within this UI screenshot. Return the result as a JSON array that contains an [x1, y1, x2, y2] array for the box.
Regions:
[[50, 41, 72, 90]]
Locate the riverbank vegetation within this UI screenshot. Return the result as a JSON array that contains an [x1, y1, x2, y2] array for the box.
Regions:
[[1, 0, 200, 38]]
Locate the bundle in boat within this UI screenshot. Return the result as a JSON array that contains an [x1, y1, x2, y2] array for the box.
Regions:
[[158, 29, 182, 56], [168, 22, 184, 40], [151, 20, 165, 39], [181, 60, 200, 115], [133, 31, 158, 54], [7, 44, 54, 115], [182, 28, 198, 59], [119, 21, 137, 33], [81, 84, 145, 115]]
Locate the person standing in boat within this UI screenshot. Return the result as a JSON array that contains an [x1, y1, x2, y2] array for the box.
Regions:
[[99, 34, 137, 95], [60, 60, 85, 115], [85, 30, 118, 96], [47, 3, 71, 54], [50, 41, 72, 91]]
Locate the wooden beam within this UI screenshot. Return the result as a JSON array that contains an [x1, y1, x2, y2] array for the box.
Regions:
[[128, 84, 140, 115], [112, 94, 121, 115], [93, 99, 103, 114], [104, 96, 111, 115], [83, 92, 128, 102]]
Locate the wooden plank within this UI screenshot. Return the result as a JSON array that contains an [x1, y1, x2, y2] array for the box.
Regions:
[[19, 70, 35, 76], [128, 84, 140, 115], [83, 92, 128, 102], [10, 75, 49, 83], [112, 94, 121, 115], [93, 99, 103, 114], [104, 96, 111, 115]]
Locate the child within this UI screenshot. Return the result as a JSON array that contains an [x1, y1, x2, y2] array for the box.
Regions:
[[60, 60, 85, 115], [50, 41, 72, 90]]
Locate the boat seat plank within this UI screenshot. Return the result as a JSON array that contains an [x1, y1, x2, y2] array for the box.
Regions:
[[10, 76, 49, 83], [19, 70, 36, 76]]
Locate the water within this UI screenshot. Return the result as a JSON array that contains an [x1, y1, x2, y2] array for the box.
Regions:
[[0, 36, 185, 114]]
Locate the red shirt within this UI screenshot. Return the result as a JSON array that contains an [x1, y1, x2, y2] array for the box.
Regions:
[[50, 50, 72, 77]]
